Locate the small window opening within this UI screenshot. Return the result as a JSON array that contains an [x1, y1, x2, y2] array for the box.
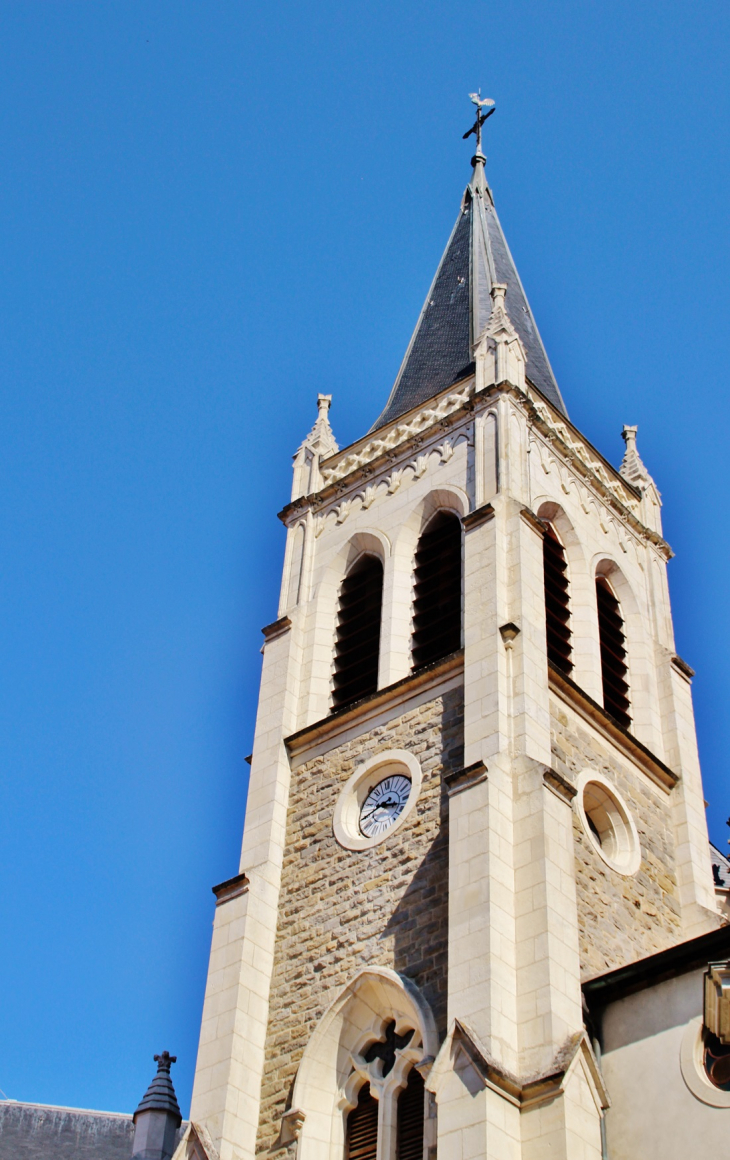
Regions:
[[396, 1066, 425, 1160], [411, 511, 462, 671], [332, 555, 384, 711], [704, 1031, 730, 1090], [346, 1083, 378, 1160], [586, 813, 602, 844], [543, 523, 572, 675], [596, 576, 631, 729]]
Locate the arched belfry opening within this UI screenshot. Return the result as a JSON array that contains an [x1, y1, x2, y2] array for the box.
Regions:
[[289, 968, 437, 1160], [542, 521, 572, 675], [396, 1066, 425, 1160], [596, 574, 631, 729], [345, 1083, 378, 1160], [411, 510, 462, 670], [332, 554, 384, 710]]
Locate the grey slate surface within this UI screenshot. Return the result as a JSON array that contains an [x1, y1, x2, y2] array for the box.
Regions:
[[370, 169, 566, 432], [0, 1102, 186, 1160]]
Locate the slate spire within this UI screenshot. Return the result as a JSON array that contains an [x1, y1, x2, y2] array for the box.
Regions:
[[132, 1052, 182, 1160], [370, 127, 567, 432]]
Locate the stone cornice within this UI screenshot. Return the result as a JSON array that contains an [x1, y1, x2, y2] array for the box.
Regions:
[[462, 503, 495, 531], [548, 662, 679, 792], [439, 1021, 608, 1112], [278, 377, 670, 560], [543, 766, 578, 804], [671, 654, 695, 681], [212, 872, 250, 906], [261, 616, 292, 643], [445, 760, 488, 796], [278, 376, 475, 526], [519, 506, 546, 536], [285, 651, 464, 759], [513, 384, 672, 560]]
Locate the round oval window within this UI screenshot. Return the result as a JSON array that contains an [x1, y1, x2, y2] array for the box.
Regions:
[[576, 773, 641, 876]]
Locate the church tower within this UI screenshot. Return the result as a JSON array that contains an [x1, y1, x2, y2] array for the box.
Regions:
[[187, 105, 719, 1160]]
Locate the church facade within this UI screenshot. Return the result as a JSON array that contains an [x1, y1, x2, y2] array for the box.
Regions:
[[185, 119, 730, 1160], [3, 113, 730, 1160]]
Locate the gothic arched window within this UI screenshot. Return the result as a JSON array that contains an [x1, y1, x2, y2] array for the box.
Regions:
[[396, 1066, 425, 1160], [345, 1083, 378, 1160], [411, 511, 462, 671], [596, 576, 631, 729], [543, 522, 572, 675], [332, 555, 384, 710]]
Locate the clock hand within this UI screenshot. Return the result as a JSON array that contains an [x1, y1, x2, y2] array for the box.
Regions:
[[361, 796, 398, 820]]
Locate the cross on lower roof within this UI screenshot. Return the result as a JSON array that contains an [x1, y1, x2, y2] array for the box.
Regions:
[[363, 1021, 413, 1077]]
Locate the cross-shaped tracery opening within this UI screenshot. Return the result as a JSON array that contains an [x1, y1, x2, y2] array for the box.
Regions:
[[362, 1021, 414, 1077]]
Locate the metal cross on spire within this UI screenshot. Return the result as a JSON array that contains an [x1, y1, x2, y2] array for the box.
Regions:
[[463, 91, 496, 156]]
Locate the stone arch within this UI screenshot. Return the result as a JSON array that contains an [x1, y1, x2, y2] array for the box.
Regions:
[[288, 967, 437, 1160], [592, 556, 661, 752], [304, 530, 391, 723], [380, 488, 468, 685]]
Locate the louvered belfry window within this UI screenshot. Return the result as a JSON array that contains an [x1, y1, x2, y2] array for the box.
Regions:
[[596, 576, 631, 729], [332, 555, 384, 710], [411, 511, 462, 671], [346, 1082, 378, 1160], [543, 522, 573, 675], [396, 1066, 425, 1160]]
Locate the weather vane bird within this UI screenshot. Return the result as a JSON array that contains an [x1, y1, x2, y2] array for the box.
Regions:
[[463, 91, 496, 154]]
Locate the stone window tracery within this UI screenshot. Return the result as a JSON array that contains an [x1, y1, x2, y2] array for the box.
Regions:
[[289, 968, 437, 1160]]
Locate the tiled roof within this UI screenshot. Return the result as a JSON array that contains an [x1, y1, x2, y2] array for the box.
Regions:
[[370, 158, 566, 432], [0, 1101, 186, 1160]]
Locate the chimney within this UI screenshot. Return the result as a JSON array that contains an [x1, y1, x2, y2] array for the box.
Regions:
[[131, 1051, 182, 1160]]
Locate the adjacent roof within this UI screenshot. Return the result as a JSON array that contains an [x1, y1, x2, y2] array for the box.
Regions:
[[582, 924, 730, 1010], [0, 1102, 135, 1160], [0, 1054, 185, 1160], [370, 153, 567, 432]]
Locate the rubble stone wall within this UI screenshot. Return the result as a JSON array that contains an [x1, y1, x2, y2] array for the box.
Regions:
[[255, 687, 462, 1156]]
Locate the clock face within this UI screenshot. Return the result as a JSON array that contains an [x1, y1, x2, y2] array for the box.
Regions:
[[359, 775, 412, 838]]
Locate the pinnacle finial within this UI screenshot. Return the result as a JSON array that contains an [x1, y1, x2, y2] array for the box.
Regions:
[[463, 91, 495, 166], [154, 1051, 176, 1073], [620, 424, 652, 488]]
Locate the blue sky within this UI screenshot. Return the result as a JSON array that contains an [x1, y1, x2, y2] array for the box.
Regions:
[[0, 0, 728, 1117]]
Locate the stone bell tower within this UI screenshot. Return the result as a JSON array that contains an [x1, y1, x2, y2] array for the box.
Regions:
[[187, 103, 718, 1160]]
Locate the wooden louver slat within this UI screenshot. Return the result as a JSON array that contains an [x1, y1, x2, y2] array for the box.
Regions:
[[596, 576, 631, 729], [397, 1066, 425, 1160], [543, 523, 573, 675], [332, 555, 384, 710], [411, 511, 462, 671], [346, 1083, 378, 1160]]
